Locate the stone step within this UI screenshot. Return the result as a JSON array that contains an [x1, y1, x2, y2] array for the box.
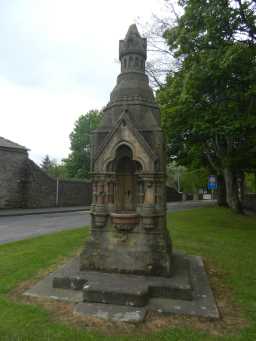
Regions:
[[25, 253, 219, 321], [74, 302, 146, 322], [53, 253, 193, 307]]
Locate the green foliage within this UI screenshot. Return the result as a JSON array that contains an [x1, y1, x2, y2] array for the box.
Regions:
[[167, 162, 208, 193], [63, 110, 102, 179], [167, 161, 186, 190], [245, 172, 256, 192], [180, 168, 208, 193], [40, 155, 52, 172], [157, 0, 256, 211], [47, 162, 67, 179], [159, 41, 256, 170], [40, 110, 102, 180], [40, 155, 67, 179]]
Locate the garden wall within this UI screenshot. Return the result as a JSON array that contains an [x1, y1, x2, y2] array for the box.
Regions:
[[0, 148, 27, 208], [24, 160, 92, 208]]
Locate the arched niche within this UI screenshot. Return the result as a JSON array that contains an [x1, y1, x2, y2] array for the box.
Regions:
[[103, 141, 146, 172], [94, 121, 156, 172], [111, 144, 143, 212]]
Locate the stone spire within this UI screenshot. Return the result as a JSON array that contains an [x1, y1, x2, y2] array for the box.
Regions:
[[78, 24, 173, 277], [105, 24, 155, 109], [119, 24, 147, 73], [50, 24, 218, 323]]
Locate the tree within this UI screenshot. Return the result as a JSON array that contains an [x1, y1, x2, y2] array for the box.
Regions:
[[40, 155, 53, 172], [167, 161, 208, 194], [139, 0, 182, 89], [40, 155, 67, 178], [157, 0, 256, 213], [166, 161, 185, 191], [63, 110, 102, 179], [47, 161, 67, 179]]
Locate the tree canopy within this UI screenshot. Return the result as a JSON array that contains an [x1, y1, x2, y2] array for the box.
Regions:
[[63, 110, 102, 179], [156, 0, 256, 212], [40, 155, 67, 178]]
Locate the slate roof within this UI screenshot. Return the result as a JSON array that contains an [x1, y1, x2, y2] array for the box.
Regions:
[[0, 136, 27, 151]]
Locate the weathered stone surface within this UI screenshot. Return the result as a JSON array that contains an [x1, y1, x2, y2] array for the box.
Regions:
[[149, 256, 219, 319], [80, 24, 173, 276], [53, 253, 192, 306], [0, 137, 91, 209], [25, 253, 219, 321], [25, 160, 92, 208], [24, 270, 83, 303], [42, 23, 219, 323], [0, 137, 28, 209], [74, 303, 146, 322]]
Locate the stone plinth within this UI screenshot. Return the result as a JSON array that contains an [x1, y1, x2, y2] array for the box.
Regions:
[[54, 253, 192, 305], [24, 252, 219, 323]]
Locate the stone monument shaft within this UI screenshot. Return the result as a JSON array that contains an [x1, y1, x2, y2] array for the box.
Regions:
[[80, 24, 173, 276]]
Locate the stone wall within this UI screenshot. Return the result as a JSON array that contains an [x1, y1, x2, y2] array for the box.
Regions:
[[0, 152, 92, 209], [0, 148, 27, 208], [24, 160, 92, 208], [58, 179, 92, 207]]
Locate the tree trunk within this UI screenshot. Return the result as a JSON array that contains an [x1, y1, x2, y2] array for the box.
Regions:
[[217, 174, 228, 207], [223, 168, 243, 213]]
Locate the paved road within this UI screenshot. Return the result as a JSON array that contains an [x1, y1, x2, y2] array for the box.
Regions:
[[167, 200, 216, 212], [0, 211, 91, 245], [0, 200, 216, 245]]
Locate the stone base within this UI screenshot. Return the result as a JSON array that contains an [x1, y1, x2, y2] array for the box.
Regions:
[[53, 253, 192, 307], [74, 302, 147, 322], [80, 223, 173, 277], [24, 252, 219, 322]]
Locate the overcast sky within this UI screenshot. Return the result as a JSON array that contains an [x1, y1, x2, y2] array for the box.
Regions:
[[0, 0, 168, 164]]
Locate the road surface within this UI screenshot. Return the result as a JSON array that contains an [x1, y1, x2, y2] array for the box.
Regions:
[[0, 200, 215, 245]]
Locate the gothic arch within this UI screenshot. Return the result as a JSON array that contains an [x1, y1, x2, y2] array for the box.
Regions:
[[103, 141, 146, 172]]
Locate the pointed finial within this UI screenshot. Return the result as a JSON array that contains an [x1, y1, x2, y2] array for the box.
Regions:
[[119, 24, 147, 60], [125, 24, 141, 39]]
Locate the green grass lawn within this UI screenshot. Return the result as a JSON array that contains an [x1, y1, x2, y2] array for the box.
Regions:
[[0, 207, 255, 340]]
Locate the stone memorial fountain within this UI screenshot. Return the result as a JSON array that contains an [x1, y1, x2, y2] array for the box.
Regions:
[[25, 25, 219, 323]]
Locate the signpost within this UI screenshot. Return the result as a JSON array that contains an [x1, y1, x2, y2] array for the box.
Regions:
[[208, 175, 217, 199]]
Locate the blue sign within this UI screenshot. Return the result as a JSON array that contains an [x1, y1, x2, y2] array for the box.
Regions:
[[208, 175, 217, 190]]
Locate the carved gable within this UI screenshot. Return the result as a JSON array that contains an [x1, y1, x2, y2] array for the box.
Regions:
[[94, 111, 156, 173]]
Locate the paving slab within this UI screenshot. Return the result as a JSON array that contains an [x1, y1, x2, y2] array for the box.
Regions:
[[53, 253, 193, 307], [74, 302, 147, 323], [149, 256, 219, 319], [24, 251, 219, 322], [24, 271, 83, 303]]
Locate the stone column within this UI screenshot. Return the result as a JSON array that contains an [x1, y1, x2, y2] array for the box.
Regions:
[[155, 180, 163, 210], [144, 177, 155, 206], [107, 175, 116, 210], [93, 175, 108, 227], [92, 181, 97, 208], [155, 175, 166, 211], [97, 181, 105, 205], [141, 175, 156, 229]]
